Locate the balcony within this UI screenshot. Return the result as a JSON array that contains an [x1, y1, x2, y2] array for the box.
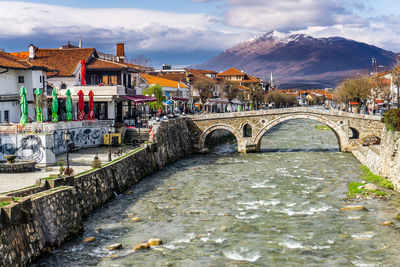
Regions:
[[71, 85, 126, 101]]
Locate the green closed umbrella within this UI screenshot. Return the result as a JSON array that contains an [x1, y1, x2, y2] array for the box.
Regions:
[[238, 105, 242, 112], [34, 88, 43, 122], [51, 88, 58, 123], [19, 86, 28, 125], [250, 103, 253, 110], [65, 89, 72, 121]]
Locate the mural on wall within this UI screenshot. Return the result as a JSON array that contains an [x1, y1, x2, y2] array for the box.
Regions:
[[0, 127, 107, 163], [0, 135, 46, 163], [53, 127, 106, 154]]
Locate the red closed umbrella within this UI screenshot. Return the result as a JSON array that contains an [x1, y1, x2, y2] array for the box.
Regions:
[[80, 59, 86, 86], [88, 90, 95, 120], [78, 90, 85, 120]]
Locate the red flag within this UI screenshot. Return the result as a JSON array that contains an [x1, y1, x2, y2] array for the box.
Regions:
[[77, 90, 85, 120], [88, 90, 95, 120], [80, 59, 86, 86]]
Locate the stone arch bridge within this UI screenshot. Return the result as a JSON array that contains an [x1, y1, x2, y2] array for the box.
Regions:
[[187, 107, 384, 153]]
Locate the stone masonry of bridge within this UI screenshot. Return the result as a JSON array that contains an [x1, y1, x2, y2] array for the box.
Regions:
[[187, 107, 384, 153]]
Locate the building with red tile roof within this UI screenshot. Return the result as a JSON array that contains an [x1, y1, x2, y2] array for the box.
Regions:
[[0, 51, 50, 122]]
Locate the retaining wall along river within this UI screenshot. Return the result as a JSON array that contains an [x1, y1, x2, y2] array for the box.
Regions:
[[352, 128, 400, 190], [0, 118, 192, 267]]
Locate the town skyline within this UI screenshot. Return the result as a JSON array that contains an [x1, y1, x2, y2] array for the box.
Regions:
[[1, 0, 400, 67]]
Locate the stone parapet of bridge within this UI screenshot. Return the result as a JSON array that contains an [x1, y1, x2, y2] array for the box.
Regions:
[[187, 107, 384, 153]]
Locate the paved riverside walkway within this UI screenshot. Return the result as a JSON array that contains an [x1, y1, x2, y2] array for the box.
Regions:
[[0, 145, 138, 193]]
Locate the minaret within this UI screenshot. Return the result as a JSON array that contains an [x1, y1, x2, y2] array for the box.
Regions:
[[79, 36, 82, 48], [270, 72, 274, 88]]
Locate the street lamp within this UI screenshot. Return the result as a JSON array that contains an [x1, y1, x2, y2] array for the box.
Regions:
[[108, 124, 112, 162], [64, 130, 71, 170]]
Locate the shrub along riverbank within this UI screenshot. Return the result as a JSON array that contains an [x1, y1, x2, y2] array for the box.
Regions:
[[346, 165, 394, 199]]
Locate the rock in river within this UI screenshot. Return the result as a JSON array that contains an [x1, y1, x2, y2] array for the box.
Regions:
[[382, 221, 394, 226], [339, 206, 368, 212], [147, 238, 163, 246], [364, 183, 378, 191], [131, 217, 141, 222], [106, 243, 123, 251], [83, 236, 96, 243], [133, 243, 150, 252]]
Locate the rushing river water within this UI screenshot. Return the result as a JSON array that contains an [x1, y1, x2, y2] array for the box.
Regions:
[[34, 119, 400, 266]]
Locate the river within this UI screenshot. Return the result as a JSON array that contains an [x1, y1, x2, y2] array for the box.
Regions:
[[33, 119, 400, 266]]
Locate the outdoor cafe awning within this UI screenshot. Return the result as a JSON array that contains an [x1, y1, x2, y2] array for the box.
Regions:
[[121, 95, 157, 103], [172, 96, 189, 102]]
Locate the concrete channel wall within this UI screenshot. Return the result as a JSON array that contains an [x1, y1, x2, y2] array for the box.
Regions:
[[352, 128, 400, 191], [0, 117, 192, 267]]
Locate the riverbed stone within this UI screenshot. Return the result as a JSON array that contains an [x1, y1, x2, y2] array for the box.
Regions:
[[339, 206, 368, 211], [147, 238, 162, 246], [133, 243, 150, 251], [382, 221, 394, 226], [83, 236, 96, 243], [105, 243, 123, 250], [364, 183, 378, 191], [131, 217, 140, 222]]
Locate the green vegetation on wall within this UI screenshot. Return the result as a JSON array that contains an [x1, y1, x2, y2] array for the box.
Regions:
[[383, 109, 400, 132]]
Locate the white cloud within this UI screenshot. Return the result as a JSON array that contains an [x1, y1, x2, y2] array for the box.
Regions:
[[0, 1, 215, 35], [222, 0, 366, 32]]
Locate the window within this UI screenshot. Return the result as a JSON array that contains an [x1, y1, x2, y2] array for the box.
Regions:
[[40, 76, 42, 83], [60, 83, 67, 89], [18, 76, 24, 83], [4, 110, 9, 122]]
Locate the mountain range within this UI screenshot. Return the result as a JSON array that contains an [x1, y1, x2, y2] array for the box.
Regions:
[[195, 31, 398, 88]]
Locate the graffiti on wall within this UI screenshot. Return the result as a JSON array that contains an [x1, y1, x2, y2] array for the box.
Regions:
[[0, 127, 107, 163], [53, 127, 106, 154], [0, 135, 45, 163]]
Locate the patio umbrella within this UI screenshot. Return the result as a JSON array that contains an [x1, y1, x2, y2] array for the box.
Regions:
[[80, 59, 86, 86], [51, 88, 58, 123], [19, 86, 28, 125], [238, 105, 242, 112], [77, 90, 85, 120], [250, 103, 253, 110], [88, 90, 95, 120], [65, 89, 72, 121], [34, 88, 43, 122]]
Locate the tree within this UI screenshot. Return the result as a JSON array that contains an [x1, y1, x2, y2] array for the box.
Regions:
[[221, 80, 239, 103], [193, 80, 214, 111], [142, 85, 164, 110], [371, 75, 391, 108], [334, 75, 370, 113], [248, 84, 265, 109], [128, 55, 152, 67], [392, 65, 400, 107]]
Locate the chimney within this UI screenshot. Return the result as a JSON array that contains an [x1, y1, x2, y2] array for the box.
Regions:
[[116, 43, 125, 63], [28, 44, 36, 60]]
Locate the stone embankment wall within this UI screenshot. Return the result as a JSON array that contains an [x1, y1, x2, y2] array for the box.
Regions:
[[352, 128, 400, 190], [0, 118, 192, 267]]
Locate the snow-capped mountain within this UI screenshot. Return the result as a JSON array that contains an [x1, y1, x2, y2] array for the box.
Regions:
[[195, 31, 397, 88]]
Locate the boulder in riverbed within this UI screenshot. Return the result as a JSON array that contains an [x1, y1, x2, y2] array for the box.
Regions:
[[382, 221, 394, 226], [131, 217, 140, 222], [106, 243, 123, 251], [147, 238, 163, 246], [83, 236, 96, 243], [133, 243, 150, 252], [364, 183, 378, 191], [339, 206, 368, 211]]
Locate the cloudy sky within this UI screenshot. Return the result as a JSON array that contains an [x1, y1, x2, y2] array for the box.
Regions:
[[0, 0, 399, 67]]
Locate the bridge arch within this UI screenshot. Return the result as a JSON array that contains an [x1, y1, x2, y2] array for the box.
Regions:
[[199, 124, 241, 150], [254, 113, 349, 151], [241, 121, 253, 137]]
